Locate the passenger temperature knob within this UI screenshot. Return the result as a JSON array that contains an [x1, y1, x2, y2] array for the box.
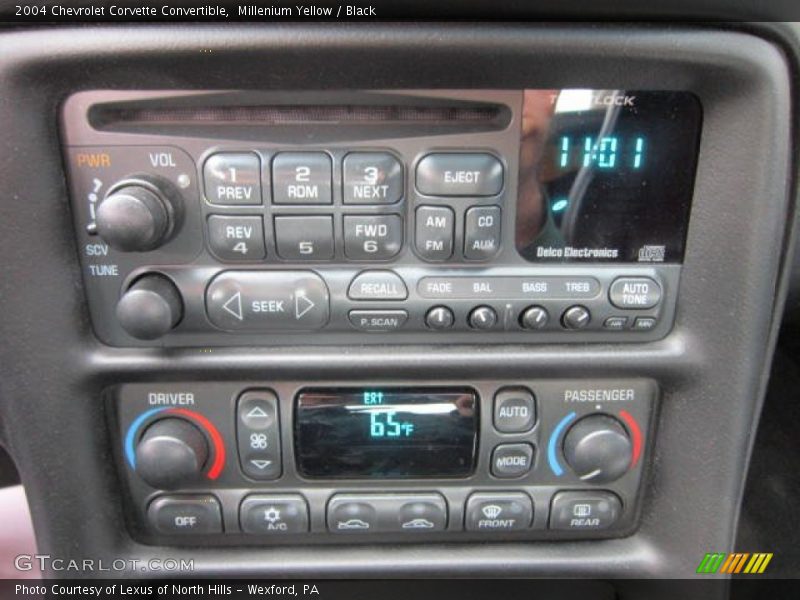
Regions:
[[95, 177, 179, 252], [135, 418, 209, 489], [563, 415, 632, 483]]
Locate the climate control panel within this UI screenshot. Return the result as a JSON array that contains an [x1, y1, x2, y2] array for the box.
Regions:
[[113, 379, 654, 544]]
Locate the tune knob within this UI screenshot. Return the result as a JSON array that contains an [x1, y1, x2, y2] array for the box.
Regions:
[[116, 274, 183, 340], [563, 415, 633, 483], [95, 177, 179, 252], [135, 418, 209, 489]]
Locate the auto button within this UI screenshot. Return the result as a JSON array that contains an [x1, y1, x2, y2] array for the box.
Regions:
[[206, 270, 329, 331]]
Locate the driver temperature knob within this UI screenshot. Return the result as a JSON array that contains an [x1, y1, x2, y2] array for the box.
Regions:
[[135, 418, 209, 489], [95, 176, 179, 252], [563, 414, 633, 484]]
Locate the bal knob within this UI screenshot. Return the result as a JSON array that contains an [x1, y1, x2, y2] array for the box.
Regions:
[[95, 177, 178, 252], [116, 274, 183, 340], [135, 418, 209, 489], [563, 415, 633, 483]]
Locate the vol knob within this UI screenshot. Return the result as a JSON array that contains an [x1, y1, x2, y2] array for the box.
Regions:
[[563, 415, 632, 483], [95, 177, 179, 252], [116, 274, 183, 340], [135, 418, 209, 489]]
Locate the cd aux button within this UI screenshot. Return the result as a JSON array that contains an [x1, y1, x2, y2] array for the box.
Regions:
[[348, 270, 408, 300], [464, 205, 502, 260]]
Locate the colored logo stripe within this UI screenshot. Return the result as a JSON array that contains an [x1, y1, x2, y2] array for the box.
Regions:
[[697, 552, 773, 574], [697, 553, 727, 574]]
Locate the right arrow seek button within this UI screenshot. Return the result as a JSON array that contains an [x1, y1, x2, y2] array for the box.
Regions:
[[206, 270, 330, 331]]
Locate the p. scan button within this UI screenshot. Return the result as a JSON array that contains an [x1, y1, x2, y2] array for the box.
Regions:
[[206, 271, 329, 331]]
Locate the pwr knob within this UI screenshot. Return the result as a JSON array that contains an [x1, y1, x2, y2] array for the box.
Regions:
[[135, 418, 209, 489], [563, 415, 633, 484], [95, 176, 179, 252]]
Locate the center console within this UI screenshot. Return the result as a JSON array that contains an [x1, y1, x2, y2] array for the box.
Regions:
[[0, 24, 792, 579]]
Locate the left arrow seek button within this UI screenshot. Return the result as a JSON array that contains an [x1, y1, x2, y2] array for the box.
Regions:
[[206, 271, 329, 331]]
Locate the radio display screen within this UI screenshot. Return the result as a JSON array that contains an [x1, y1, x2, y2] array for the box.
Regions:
[[294, 388, 478, 479], [516, 90, 702, 263]]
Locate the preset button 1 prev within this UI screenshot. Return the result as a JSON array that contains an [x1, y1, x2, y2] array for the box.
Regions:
[[206, 271, 329, 331]]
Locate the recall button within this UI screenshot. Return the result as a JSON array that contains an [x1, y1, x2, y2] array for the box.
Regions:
[[348, 270, 408, 301], [349, 310, 408, 332], [609, 277, 662, 309]]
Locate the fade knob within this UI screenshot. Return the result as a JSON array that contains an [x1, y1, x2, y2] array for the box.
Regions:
[[116, 274, 183, 340], [135, 418, 209, 489], [95, 177, 179, 252], [563, 415, 633, 483]]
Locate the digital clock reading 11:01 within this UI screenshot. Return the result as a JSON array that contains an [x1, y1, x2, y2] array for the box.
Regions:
[[362, 390, 416, 438], [558, 136, 646, 170]]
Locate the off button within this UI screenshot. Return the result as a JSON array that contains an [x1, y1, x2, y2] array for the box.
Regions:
[[147, 494, 222, 534]]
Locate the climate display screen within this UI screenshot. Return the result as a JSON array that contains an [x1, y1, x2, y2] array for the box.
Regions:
[[294, 388, 478, 478], [516, 90, 702, 263]]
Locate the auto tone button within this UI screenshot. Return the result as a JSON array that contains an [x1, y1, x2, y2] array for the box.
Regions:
[[206, 270, 329, 331], [609, 277, 662, 309]]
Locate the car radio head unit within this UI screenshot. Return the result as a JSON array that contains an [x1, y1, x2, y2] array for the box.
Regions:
[[61, 89, 701, 346]]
